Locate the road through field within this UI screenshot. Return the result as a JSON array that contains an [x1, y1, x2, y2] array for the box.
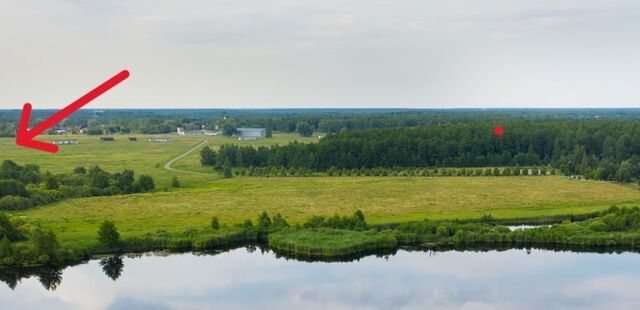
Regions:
[[164, 140, 212, 175]]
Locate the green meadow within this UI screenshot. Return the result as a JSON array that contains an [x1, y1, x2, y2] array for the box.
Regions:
[[2, 134, 640, 248]]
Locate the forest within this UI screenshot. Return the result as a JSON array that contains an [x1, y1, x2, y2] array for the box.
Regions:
[[4, 108, 640, 137], [201, 118, 640, 182]]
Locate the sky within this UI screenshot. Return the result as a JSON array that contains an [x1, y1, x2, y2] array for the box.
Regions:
[[1, 0, 640, 109]]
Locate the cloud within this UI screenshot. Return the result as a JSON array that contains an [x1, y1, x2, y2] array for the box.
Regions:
[[1, 0, 640, 108]]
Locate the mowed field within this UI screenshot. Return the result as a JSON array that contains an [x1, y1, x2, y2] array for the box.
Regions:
[[2, 134, 640, 247]]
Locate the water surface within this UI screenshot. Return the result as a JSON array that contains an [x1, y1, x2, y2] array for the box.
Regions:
[[2, 247, 640, 309]]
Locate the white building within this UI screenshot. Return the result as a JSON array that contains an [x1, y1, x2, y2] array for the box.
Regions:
[[177, 126, 220, 136]]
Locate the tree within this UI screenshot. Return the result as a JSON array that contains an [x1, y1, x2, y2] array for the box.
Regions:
[[222, 123, 237, 136], [0, 213, 23, 241], [73, 166, 87, 175], [0, 236, 12, 258], [257, 211, 272, 230], [295, 121, 313, 137], [0, 179, 29, 198], [136, 175, 155, 192], [223, 164, 233, 178], [32, 229, 58, 256], [98, 220, 120, 248], [211, 216, 220, 230], [200, 146, 217, 166], [171, 176, 181, 188], [91, 172, 111, 188], [115, 169, 135, 193]]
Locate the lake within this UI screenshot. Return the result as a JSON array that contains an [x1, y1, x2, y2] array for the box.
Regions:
[[2, 247, 640, 309]]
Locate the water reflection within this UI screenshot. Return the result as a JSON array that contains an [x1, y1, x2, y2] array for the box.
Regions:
[[99, 256, 124, 281], [1, 247, 640, 309]]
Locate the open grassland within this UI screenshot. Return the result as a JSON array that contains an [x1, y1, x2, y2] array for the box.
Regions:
[[11, 176, 640, 247], [0, 133, 317, 186], [3, 133, 640, 249]]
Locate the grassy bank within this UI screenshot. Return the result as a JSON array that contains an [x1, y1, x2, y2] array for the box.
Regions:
[[269, 228, 397, 257]]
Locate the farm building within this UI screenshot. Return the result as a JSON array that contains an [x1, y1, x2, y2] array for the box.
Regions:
[[177, 126, 220, 136], [236, 128, 266, 140], [52, 140, 78, 145]]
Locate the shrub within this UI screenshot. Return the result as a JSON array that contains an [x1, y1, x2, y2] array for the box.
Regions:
[[0, 196, 34, 211], [211, 216, 220, 230], [588, 220, 609, 232], [171, 177, 181, 188]]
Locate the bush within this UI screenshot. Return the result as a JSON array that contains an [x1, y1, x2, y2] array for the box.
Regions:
[[171, 177, 181, 188], [0, 195, 34, 211], [211, 216, 220, 230]]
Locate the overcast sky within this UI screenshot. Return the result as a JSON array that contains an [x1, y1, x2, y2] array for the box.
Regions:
[[1, 0, 639, 109]]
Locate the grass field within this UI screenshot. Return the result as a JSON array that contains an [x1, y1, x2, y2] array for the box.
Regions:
[[2, 134, 640, 249], [0, 133, 317, 186], [11, 176, 640, 247]]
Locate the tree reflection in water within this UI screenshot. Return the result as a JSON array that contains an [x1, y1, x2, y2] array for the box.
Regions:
[[100, 256, 124, 281]]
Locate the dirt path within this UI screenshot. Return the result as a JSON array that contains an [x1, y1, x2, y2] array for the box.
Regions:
[[163, 140, 212, 175]]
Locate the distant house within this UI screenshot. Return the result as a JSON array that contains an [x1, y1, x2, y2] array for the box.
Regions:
[[235, 128, 266, 140], [100, 137, 115, 141], [52, 140, 78, 145], [147, 138, 171, 143]]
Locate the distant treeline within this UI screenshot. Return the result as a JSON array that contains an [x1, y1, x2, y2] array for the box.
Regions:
[[202, 119, 640, 182], [5, 108, 640, 137], [0, 160, 155, 211]]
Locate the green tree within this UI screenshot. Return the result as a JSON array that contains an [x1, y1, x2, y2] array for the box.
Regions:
[[223, 164, 233, 178], [295, 121, 313, 137], [257, 212, 272, 230], [200, 146, 217, 166], [136, 175, 155, 192], [32, 229, 58, 256], [98, 220, 120, 248]]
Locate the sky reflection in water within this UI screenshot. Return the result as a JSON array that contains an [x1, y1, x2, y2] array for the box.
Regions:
[[2, 248, 640, 310]]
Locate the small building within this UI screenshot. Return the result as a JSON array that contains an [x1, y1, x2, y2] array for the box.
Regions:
[[52, 140, 78, 145], [54, 128, 70, 135], [236, 128, 266, 140], [147, 138, 171, 143], [100, 137, 115, 141]]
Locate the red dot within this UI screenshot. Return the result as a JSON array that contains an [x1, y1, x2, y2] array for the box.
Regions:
[[494, 126, 504, 136]]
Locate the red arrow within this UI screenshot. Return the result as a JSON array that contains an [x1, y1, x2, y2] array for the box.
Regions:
[[16, 70, 130, 153]]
